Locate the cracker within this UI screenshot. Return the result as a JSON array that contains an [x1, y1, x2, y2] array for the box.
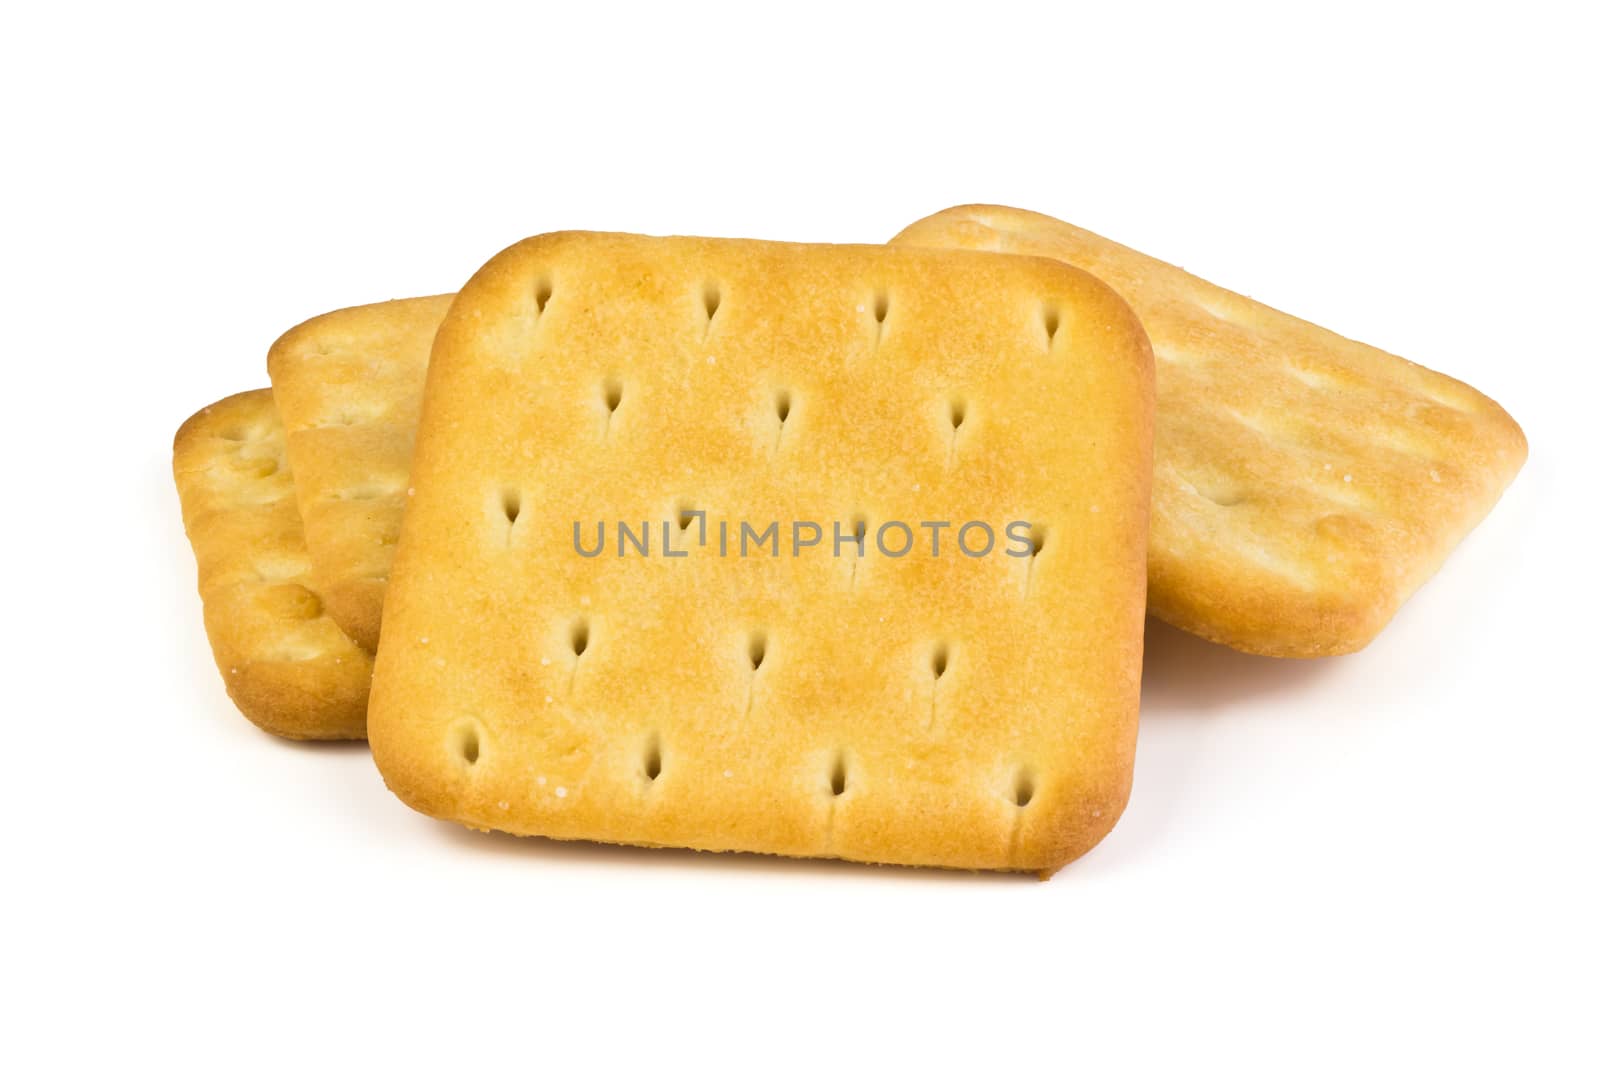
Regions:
[[267, 295, 455, 650], [892, 205, 1527, 657], [368, 231, 1154, 874], [173, 390, 371, 740]]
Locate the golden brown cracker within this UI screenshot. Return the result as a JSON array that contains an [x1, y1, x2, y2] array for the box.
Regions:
[[368, 232, 1154, 874], [892, 205, 1527, 657]]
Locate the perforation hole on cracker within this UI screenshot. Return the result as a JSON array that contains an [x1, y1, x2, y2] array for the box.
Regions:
[[1042, 305, 1061, 347], [866, 288, 890, 348], [829, 752, 849, 797], [1191, 479, 1246, 508], [701, 281, 721, 329], [450, 721, 481, 766], [643, 734, 663, 783], [1012, 768, 1036, 808], [844, 513, 869, 588]]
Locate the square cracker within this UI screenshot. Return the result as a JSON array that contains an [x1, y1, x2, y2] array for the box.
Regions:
[[892, 205, 1527, 657], [173, 390, 371, 740], [369, 231, 1154, 874], [268, 295, 456, 651]]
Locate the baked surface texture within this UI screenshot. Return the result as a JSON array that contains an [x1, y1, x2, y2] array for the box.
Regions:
[[268, 295, 455, 651], [892, 205, 1527, 657], [173, 390, 371, 740], [368, 231, 1154, 874]]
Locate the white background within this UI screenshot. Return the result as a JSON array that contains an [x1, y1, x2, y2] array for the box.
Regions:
[[4, 3, 1595, 1065]]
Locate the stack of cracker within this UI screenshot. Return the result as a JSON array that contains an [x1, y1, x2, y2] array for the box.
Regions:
[[174, 210, 1524, 875]]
